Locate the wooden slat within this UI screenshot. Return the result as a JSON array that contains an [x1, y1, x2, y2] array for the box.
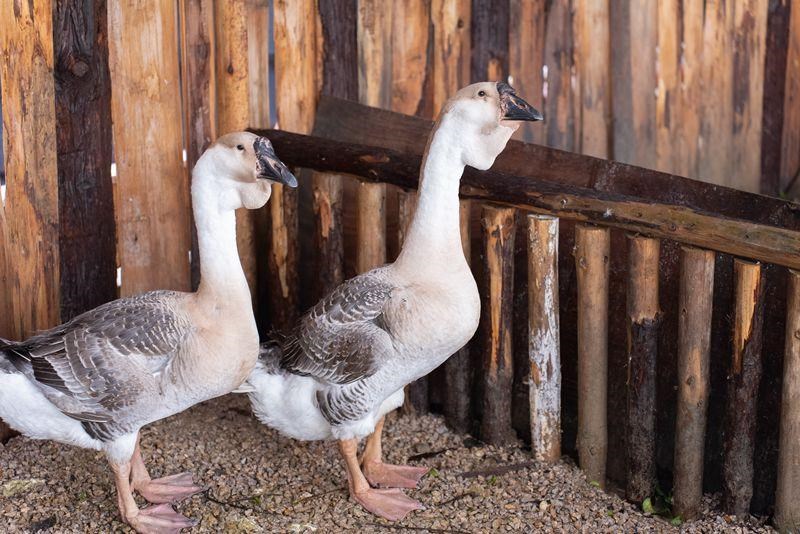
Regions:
[[508, 0, 544, 144], [731, 0, 768, 194], [180, 0, 216, 290], [775, 269, 800, 531], [625, 236, 661, 502], [610, 0, 657, 168], [782, 4, 800, 196], [575, 224, 610, 488], [0, 0, 61, 335], [260, 128, 800, 270], [109, 0, 191, 295], [542, 0, 575, 151], [480, 205, 516, 445], [431, 0, 471, 113], [527, 214, 561, 462], [723, 259, 766, 515], [270, 0, 318, 329], [53, 0, 116, 320], [443, 200, 473, 432], [246, 0, 270, 129], [759, 0, 792, 196], [673, 247, 715, 520], [573, 0, 610, 158], [470, 0, 508, 82]]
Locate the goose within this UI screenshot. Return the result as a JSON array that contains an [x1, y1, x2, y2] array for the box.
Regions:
[[243, 82, 543, 520], [0, 132, 297, 533]]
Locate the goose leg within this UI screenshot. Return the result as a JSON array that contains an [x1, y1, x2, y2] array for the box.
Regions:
[[130, 437, 204, 504], [338, 438, 423, 521], [361, 417, 429, 489], [111, 459, 196, 534]]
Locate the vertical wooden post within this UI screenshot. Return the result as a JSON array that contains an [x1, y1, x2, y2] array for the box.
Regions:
[[775, 269, 800, 531], [527, 214, 561, 462], [480, 205, 516, 444], [781, 5, 800, 196], [246, 0, 270, 129], [180, 0, 216, 291], [625, 235, 661, 502], [673, 247, 715, 520], [575, 224, 610, 487], [723, 259, 766, 516], [108, 0, 192, 296], [443, 200, 473, 432], [508, 0, 545, 144], [356, 183, 387, 273], [270, 0, 318, 329]]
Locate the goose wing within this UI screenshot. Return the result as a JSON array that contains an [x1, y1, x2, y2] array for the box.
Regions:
[[280, 270, 396, 384], [6, 291, 193, 423]]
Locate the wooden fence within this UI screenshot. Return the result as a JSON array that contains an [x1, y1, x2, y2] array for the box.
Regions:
[[1, 0, 800, 529]]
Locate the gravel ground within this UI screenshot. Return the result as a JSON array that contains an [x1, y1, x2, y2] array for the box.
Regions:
[[0, 394, 774, 533]]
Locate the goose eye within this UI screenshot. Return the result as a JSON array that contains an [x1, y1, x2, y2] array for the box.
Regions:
[[478, 90, 486, 97], [236, 144, 245, 151]]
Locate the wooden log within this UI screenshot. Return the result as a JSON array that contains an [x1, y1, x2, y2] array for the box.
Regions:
[[0, 0, 61, 335], [781, 5, 800, 196], [109, 0, 192, 295], [443, 200, 474, 432], [723, 259, 766, 516], [625, 236, 661, 502], [508, 0, 545, 144], [542, 0, 575, 151], [269, 0, 318, 329], [573, 0, 610, 158], [311, 95, 800, 232], [775, 269, 800, 531], [672, 247, 716, 520], [259, 128, 800, 271], [480, 205, 516, 444], [180, 0, 216, 290], [759, 0, 792, 196], [527, 214, 561, 462], [246, 0, 270, 128], [575, 224, 610, 487], [53, 0, 116, 320], [470, 0, 508, 82], [432, 0, 471, 113], [356, 182, 387, 273]]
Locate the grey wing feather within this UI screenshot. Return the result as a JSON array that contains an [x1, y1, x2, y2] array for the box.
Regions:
[[280, 271, 395, 384], [7, 291, 192, 422]]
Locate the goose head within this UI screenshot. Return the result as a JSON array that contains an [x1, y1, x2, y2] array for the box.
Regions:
[[193, 131, 297, 210], [441, 81, 542, 171]]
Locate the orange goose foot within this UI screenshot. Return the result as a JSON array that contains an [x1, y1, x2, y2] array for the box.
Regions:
[[363, 461, 430, 489], [351, 487, 424, 521], [134, 472, 205, 505]]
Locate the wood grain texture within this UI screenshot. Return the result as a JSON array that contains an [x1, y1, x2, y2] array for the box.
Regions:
[[775, 269, 800, 531], [0, 0, 61, 336], [480, 205, 516, 445], [527, 214, 561, 462], [673, 247, 715, 520], [270, 0, 319, 329], [108, 0, 191, 296], [573, 0, 610, 158], [782, 3, 800, 196], [575, 224, 610, 488], [508, 0, 544, 144], [723, 259, 766, 516], [246, 0, 270, 129], [470, 0, 508, 82], [53, 0, 116, 320], [625, 236, 661, 502], [431, 0, 471, 113], [180, 0, 216, 291], [542, 0, 575, 151]]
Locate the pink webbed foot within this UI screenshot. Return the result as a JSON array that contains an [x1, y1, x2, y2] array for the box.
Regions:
[[351, 487, 424, 521], [126, 503, 197, 534], [363, 461, 430, 489], [134, 472, 205, 504]]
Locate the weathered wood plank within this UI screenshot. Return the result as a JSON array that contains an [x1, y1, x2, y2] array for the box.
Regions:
[[259, 128, 800, 270], [480, 205, 516, 445], [432, 0, 471, 113], [0, 0, 61, 335], [109, 0, 191, 295], [723, 259, 766, 515], [53, 0, 116, 320], [508, 0, 544, 144], [760, 0, 792, 196], [782, 3, 800, 197], [625, 236, 661, 502], [527, 214, 561, 462], [180, 0, 216, 290], [470, 0, 508, 82], [673, 247, 715, 520], [574, 0, 610, 158], [575, 224, 610, 487], [270, 0, 318, 329], [246, 0, 270, 129], [542, 0, 575, 151], [775, 269, 800, 531]]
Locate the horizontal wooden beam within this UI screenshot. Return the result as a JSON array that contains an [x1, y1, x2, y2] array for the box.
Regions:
[[313, 96, 800, 231], [253, 128, 800, 270]]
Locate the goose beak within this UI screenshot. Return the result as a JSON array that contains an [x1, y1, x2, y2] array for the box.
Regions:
[[254, 136, 298, 187], [497, 81, 543, 122]]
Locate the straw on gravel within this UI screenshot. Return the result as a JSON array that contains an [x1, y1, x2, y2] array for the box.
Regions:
[[0, 394, 775, 533]]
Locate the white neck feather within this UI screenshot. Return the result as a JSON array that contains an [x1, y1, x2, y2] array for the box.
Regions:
[[395, 114, 467, 271]]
